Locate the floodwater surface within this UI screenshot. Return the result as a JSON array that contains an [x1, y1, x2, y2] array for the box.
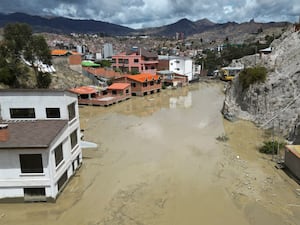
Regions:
[[0, 82, 299, 225]]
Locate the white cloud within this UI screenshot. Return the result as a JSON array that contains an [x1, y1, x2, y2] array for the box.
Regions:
[[0, 0, 300, 28]]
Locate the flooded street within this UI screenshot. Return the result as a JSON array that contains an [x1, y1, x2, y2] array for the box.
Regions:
[[0, 82, 299, 225]]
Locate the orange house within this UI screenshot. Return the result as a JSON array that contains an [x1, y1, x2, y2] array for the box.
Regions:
[[115, 74, 161, 96]]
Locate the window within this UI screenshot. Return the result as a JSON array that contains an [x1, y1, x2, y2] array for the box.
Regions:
[[134, 58, 139, 63], [150, 81, 154, 86], [131, 82, 136, 88], [126, 89, 129, 94], [118, 58, 124, 64], [24, 188, 46, 202], [143, 82, 147, 87], [46, 108, 60, 118], [57, 171, 68, 192], [70, 130, 78, 149], [68, 102, 76, 121], [19, 154, 43, 173], [124, 59, 129, 64], [112, 59, 116, 64], [112, 90, 117, 95], [24, 188, 46, 197], [54, 144, 63, 167], [10, 108, 35, 119]]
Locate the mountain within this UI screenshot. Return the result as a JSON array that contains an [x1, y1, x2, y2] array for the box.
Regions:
[[0, 13, 291, 38], [0, 12, 134, 35], [135, 18, 216, 36]]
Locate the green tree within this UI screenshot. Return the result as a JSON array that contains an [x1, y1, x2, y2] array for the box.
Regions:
[[24, 34, 52, 87], [37, 72, 51, 88], [98, 60, 111, 68], [1, 23, 52, 88], [4, 23, 32, 60]]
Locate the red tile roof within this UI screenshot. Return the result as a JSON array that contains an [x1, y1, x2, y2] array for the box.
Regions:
[[69, 86, 97, 95], [108, 83, 130, 90], [126, 74, 160, 83], [51, 49, 80, 56], [51, 49, 69, 56]]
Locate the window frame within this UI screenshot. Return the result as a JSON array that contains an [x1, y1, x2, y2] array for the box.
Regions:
[[68, 102, 76, 121], [19, 154, 44, 174], [70, 129, 78, 150], [46, 108, 61, 118], [10, 108, 36, 119], [54, 143, 64, 167]]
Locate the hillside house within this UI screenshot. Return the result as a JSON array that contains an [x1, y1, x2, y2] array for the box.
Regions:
[[158, 56, 200, 82], [114, 74, 162, 96], [0, 90, 82, 202], [115, 74, 161, 96], [112, 47, 158, 75], [70, 84, 131, 106]]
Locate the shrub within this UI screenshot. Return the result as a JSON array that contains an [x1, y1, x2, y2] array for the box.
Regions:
[[37, 72, 51, 88], [259, 140, 285, 154], [239, 66, 267, 90]]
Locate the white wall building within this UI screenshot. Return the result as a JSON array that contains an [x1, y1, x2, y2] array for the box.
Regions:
[[158, 56, 200, 82], [0, 90, 83, 202]]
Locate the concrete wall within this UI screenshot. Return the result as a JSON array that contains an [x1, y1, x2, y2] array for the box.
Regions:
[[285, 149, 300, 180]]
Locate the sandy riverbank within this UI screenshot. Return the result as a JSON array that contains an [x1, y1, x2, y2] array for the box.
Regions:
[[0, 82, 299, 225]]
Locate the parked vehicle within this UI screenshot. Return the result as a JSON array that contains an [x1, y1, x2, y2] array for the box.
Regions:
[[220, 66, 244, 81]]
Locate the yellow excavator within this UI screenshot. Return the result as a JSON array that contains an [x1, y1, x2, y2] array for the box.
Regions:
[[220, 66, 244, 81]]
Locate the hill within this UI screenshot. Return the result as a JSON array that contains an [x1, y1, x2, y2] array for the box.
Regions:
[[222, 27, 300, 141], [0, 12, 134, 35], [0, 13, 291, 38]]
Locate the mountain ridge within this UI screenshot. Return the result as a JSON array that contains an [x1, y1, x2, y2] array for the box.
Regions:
[[0, 12, 291, 37]]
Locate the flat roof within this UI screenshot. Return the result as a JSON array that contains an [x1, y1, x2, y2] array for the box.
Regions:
[[0, 120, 68, 149], [286, 145, 300, 158]]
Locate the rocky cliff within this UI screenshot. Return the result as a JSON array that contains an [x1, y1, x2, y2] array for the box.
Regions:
[[223, 26, 300, 141]]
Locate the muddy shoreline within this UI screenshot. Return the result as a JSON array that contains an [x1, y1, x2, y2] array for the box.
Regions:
[[0, 82, 299, 225]]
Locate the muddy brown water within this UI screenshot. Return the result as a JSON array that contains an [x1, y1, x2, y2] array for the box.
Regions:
[[0, 82, 299, 225]]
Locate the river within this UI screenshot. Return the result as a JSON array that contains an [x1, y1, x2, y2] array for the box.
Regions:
[[0, 82, 299, 225]]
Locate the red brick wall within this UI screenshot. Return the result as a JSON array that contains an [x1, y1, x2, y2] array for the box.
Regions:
[[69, 55, 82, 65]]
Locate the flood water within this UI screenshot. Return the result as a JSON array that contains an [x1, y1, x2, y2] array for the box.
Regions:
[[0, 82, 299, 225]]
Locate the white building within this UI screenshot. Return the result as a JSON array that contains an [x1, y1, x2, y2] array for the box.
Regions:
[[0, 90, 83, 202], [158, 56, 200, 82], [103, 43, 114, 59]]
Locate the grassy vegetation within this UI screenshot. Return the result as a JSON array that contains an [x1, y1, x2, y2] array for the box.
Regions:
[[239, 66, 267, 90], [259, 140, 285, 154]]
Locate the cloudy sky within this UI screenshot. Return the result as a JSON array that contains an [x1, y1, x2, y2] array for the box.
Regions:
[[0, 0, 300, 28]]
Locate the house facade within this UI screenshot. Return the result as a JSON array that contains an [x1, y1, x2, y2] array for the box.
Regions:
[[0, 90, 82, 202], [112, 47, 158, 75], [158, 56, 200, 82], [70, 84, 131, 106], [115, 74, 161, 96]]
